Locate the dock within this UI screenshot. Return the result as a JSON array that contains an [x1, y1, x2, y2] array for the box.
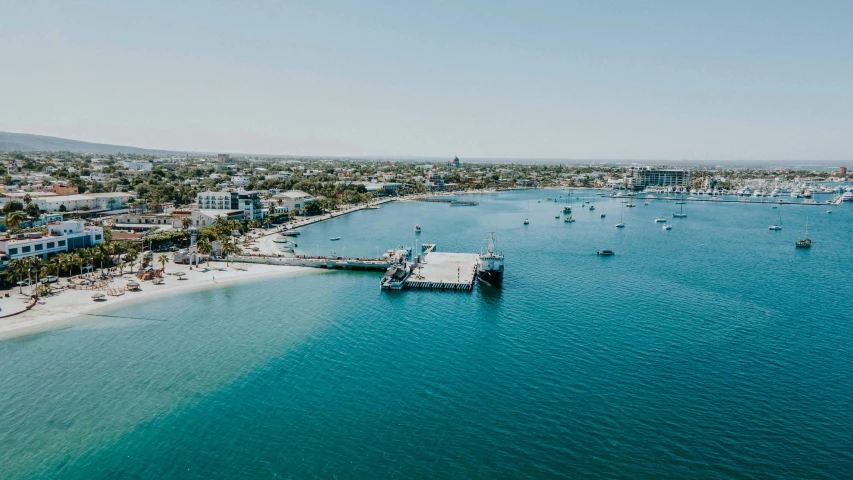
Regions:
[[228, 242, 482, 293], [405, 252, 478, 291]]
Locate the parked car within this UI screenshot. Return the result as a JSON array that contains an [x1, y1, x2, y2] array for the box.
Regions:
[[16, 279, 32, 286], [40, 276, 59, 284]]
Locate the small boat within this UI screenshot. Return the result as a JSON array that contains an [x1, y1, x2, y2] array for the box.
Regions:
[[555, 214, 560, 219], [564, 216, 575, 223], [654, 217, 667, 223], [616, 202, 625, 227], [662, 224, 672, 230], [673, 194, 687, 217], [330, 237, 341, 241], [523, 219, 529, 225], [644, 201, 650, 205], [415, 224, 421, 233], [589, 205, 595, 211], [597, 249, 615, 256], [769, 210, 782, 230], [600, 213, 606, 218], [795, 218, 811, 248]]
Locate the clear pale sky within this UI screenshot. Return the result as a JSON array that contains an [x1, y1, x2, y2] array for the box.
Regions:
[[1, 1, 851, 160]]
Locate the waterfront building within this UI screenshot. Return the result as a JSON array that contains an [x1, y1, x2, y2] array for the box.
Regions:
[[0, 220, 104, 261], [196, 190, 265, 220], [271, 190, 318, 212], [839, 166, 848, 176], [626, 166, 690, 190], [192, 209, 244, 227]]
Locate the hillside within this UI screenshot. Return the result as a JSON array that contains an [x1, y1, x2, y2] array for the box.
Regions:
[[0, 131, 178, 155]]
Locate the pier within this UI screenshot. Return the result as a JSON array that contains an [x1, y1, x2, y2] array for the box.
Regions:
[[405, 252, 479, 291], [230, 240, 482, 292]]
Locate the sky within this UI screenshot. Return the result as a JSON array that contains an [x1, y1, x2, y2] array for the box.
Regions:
[[1, 0, 851, 161]]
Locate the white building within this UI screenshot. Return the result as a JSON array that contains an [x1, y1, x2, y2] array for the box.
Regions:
[[271, 190, 317, 212], [0, 221, 104, 261], [192, 209, 244, 227], [122, 160, 153, 171], [196, 191, 265, 221]]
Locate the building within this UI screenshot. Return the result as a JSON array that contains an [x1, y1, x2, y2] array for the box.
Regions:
[[626, 167, 690, 190], [840, 166, 848, 176], [0, 221, 104, 261], [192, 209, 244, 227], [121, 160, 153, 171], [196, 191, 265, 221], [217, 154, 230, 163], [48, 183, 79, 195], [270, 190, 317, 212]]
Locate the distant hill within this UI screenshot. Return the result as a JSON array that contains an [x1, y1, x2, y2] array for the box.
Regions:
[[0, 131, 179, 155]]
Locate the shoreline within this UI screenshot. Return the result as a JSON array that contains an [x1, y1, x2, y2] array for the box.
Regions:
[[0, 260, 317, 341]]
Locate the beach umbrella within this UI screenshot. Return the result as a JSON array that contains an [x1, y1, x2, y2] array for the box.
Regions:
[[91, 293, 105, 300]]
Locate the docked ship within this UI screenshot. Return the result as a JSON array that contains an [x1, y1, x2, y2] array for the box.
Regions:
[[477, 233, 504, 288]]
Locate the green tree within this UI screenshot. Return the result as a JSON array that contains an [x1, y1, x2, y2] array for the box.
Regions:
[[25, 202, 40, 219], [5, 211, 25, 230], [2, 200, 23, 215], [158, 254, 168, 272], [196, 238, 212, 266]]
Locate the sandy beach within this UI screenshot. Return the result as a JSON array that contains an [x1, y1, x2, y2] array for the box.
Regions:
[[0, 259, 315, 341]]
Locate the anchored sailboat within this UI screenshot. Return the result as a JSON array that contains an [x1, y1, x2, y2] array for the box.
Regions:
[[795, 217, 811, 248]]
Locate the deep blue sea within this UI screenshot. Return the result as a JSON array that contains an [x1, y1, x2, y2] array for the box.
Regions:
[[2, 190, 852, 479]]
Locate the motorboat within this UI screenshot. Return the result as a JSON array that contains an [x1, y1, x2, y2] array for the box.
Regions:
[[597, 249, 615, 256], [662, 224, 672, 230], [415, 224, 421, 233]]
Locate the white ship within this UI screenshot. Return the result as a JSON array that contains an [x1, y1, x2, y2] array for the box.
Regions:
[[477, 233, 504, 288]]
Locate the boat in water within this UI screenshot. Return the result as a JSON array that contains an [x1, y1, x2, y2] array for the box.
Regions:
[[415, 224, 422, 233], [597, 249, 615, 256], [662, 224, 672, 230], [769, 210, 782, 230], [477, 233, 504, 288], [330, 237, 341, 241], [564, 216, 575, 223], [795, 218, 811, 248], [616, 202, 625, 228]]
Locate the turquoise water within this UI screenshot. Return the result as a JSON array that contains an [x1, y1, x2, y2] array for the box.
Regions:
[[2, 190, 852, 479]]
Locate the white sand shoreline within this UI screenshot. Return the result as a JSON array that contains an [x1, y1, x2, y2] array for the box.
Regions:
[[0, 260, 317, 341]]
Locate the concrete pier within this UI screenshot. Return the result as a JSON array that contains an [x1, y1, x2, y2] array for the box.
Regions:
[[405, 252, 478, 291]]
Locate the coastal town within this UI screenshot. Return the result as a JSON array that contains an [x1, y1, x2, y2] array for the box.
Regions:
[[0, 149, 850, 338]]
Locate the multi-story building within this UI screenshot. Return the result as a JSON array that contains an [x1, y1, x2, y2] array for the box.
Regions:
[[196, 191, 265, 221], [271, 190, 317, 212], [626, 166, 690, 190], [121, 160, 153, 171], [0, 221, 104, 261]]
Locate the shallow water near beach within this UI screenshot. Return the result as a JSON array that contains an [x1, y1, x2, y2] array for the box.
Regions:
[[2, 190, 852, 478]]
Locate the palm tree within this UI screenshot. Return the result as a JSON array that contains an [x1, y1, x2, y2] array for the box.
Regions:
[[5, 259, 25, 293], [158, 254, 168, 272], [196, 238, 212, 266], [142, 252, 153, 268], [5, 211, 25, 230], [181, 216, 192, 230]]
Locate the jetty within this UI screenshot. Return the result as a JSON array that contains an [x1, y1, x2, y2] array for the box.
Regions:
[[404, 251, 478, 291]]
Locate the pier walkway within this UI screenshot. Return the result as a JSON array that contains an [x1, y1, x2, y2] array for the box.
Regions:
[[405, 252, 478, 291]]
